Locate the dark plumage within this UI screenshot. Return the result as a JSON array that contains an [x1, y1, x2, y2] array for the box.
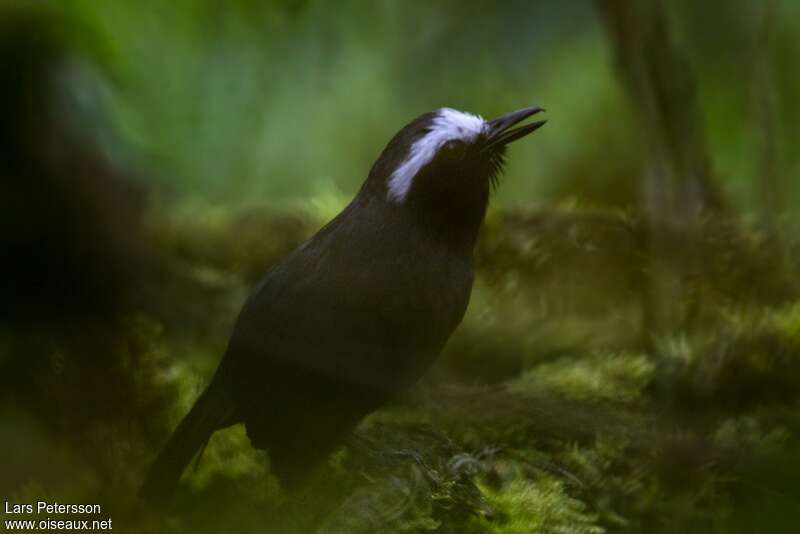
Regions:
[[140, 106, 545, 504]]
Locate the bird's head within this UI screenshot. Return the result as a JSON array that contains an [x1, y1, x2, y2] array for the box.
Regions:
[[364, 106, 545, 244]]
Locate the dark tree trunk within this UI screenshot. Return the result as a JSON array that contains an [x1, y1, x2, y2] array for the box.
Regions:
[[747, 0, 784, 229], [595, 0, 726, 345]]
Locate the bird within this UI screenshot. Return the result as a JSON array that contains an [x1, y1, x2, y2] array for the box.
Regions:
[[140, 105, 546, 504]]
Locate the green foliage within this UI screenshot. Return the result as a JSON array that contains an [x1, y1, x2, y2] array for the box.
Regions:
[[474, 477, 604, 534], [512, 352, 654, 404]]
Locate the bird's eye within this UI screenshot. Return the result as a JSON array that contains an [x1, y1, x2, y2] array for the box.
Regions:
[[443, 140, 460, 151]]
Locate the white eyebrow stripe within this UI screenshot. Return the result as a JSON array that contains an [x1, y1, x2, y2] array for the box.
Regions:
[[387, 108, 486, 202]]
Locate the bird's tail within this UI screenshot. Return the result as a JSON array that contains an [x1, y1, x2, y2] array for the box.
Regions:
[[139, 384, 236, 506]]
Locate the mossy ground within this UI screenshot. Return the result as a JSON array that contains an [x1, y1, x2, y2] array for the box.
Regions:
[[4, 204, 800, 533]]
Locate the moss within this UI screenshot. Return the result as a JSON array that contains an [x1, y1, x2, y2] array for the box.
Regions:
[[766, 302, 800, 347], [5, 204, 800, 532], [653, 302, 800, 409], [511, 352, 654, 404], [473, 477, 604, 534], [184, 425, 279, 502]]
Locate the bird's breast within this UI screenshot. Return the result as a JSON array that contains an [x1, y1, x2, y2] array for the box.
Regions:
[[226, 207, 476, 395]]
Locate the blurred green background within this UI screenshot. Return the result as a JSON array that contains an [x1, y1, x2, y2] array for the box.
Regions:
[[30, 0, 800, 211], [2, 1, 800, 532]]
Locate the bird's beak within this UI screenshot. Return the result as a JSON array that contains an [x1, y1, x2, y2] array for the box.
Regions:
[[485, 106, 546, 149]]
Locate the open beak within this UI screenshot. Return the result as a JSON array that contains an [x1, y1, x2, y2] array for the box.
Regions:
[[485, 106, 546, 149]]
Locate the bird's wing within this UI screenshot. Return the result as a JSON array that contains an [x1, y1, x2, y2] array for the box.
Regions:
[[218, 211, 472, 395]]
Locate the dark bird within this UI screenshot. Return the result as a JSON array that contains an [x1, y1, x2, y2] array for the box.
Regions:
[[140, 105, 546, 504]]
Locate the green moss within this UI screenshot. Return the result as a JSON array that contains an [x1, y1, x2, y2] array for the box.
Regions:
[[184, 425, 280, 503], [473, 477, 604, 534], [511, 352, 654, 404], [766, 302, 800, 346]]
